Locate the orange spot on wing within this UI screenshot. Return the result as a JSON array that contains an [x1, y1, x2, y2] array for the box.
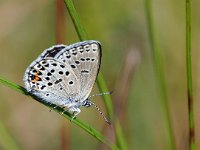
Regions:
[[31, 71, 41, 82]]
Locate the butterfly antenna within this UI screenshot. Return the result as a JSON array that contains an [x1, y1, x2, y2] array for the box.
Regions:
[[89, 101, 111, 125], [89, 91, 113, 98]]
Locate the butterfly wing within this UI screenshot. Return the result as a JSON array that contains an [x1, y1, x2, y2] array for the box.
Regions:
[[40, 44, 67, 58], [23, 58, 81, 106], [24, 40, 101, 106], [54, 40, 102, 102]]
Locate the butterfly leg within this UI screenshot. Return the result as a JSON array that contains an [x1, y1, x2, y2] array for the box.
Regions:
[[68, 107, 81, 121], [82, 99, 92, 108], [49, 102, 58, 112]]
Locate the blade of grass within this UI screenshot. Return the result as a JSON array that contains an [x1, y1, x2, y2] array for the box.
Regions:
[[0, 76, 119, 150], [185, 0, 195, 149], [115, 119, 127, 150], [64, 0, 88, 41], [96, 72, 114, 119], [144, 0, 176, 150], [63, 0, 126, 149], [0, 76, 26, 94], [0, 121, 21, 150], [63, 0, 115, 125]]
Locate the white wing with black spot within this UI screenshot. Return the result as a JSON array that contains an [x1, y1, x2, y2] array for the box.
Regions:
[[54, 40, 102, 102], [23, 40, 101, 108], [23, 58, 81, 106]]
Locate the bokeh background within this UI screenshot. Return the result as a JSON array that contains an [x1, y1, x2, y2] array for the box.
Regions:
[[0, 0, 200, 150]]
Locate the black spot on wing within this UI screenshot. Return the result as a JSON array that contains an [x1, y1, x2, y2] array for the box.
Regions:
[[43, 46, 66, 58], [69, 81, 73, 85], [55, 79, 62, 84], [81, 70, 89, 74]]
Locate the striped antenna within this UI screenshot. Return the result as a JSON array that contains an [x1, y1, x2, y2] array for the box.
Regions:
[[88, 91, 113, 124], [89, 101, 111, 125], [89, 91, 113, 98]]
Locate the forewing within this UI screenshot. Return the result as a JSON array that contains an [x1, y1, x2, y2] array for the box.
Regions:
[[40, 44, 67, 58]]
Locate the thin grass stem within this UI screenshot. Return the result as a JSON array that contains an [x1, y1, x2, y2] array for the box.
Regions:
[[64, 0, 88, 40], [186, 0, 195, 149], [64, 0, 114, 119], [0, 76, 119, 150], [144, 0, 176, 149], [63, 0, 126, 149]]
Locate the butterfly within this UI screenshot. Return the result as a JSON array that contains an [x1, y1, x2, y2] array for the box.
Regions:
[[23, 40, 110, 123]]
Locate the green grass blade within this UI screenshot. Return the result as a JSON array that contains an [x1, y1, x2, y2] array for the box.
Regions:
[[144, 0, 176, 149], [64, 0, 88, 40], [64, 0, 114, 119], [63, 0, 115, 123], [63, 0, 126, 149], [96, 72, 113, 119], [115, 119, 127, 150], [185, 0, 195, 149], [0, 121, 21, 150], [0, 76, 119, 150], [0, 76, 26, 94]]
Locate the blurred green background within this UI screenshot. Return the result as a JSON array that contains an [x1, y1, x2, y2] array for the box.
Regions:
[[0, 0, 200, 149]]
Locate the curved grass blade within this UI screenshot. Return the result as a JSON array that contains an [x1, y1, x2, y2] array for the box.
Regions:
[[63, 0, 126, 149], [185, 0, 195, 149], [63, 0, 114, 123], [64, 0, 88, 41], [0, 76, 119, 150], [144, 0, 176, 149]]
